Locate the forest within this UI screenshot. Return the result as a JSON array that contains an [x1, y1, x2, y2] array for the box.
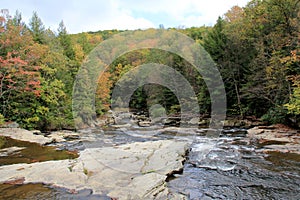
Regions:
[[0, 0, 299, 131]]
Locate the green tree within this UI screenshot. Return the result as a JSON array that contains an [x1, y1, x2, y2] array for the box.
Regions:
[[29, 11, 45, 44], [242, 0, 299, 122], [203, 16, 251, 116], [58, 20, 75, 59], [12, 10, 26, 27], [285, 75, 300, 115]]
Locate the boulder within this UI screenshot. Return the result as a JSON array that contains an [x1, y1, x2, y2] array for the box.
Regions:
[[47, 131, 80, 143], [188, 117, 199, 125]]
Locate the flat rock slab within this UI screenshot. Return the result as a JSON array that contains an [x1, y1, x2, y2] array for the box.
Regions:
[[0, 140, 188, 199], [0, 128, 52, 145], [0, 128, 83, 145]]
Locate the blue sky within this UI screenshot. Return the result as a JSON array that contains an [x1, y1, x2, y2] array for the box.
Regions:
[[2, 0, 250, 33]]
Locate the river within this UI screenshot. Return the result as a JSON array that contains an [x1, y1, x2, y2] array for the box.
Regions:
[[83, 124, 300, 199], [0, 124, 300, 199]]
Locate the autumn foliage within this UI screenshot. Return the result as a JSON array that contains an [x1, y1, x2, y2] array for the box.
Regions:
[[1, 0, 300, 130]]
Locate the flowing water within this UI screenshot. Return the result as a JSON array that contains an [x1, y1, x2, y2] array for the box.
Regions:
[[0, 126, 299, 199], [83, 125, 300, 199], [168, 136, 300, 199]]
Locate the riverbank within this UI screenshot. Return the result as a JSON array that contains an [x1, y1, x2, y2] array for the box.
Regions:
[[247, 124, 300, 154], [99, 111, 267, 129]]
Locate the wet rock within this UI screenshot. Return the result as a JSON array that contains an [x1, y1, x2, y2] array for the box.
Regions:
[[138, 121, 151, 127], [221, 129, 248, 137], [63, 135, 80, 141], [0, 140, 188, 199]]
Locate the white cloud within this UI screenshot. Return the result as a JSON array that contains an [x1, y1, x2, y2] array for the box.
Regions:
[[2, 0, 250, 33], [61, 0, 155, 32], [116, 0, 250, 27]]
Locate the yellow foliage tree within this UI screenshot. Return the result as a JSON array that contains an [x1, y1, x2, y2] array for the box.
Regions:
[[96, 71, 112, 114]]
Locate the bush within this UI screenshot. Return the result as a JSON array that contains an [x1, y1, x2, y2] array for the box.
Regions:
[[0, 113, 5, 125], [149, 104, 166, 118], [261, 107, 288, 124], [169, 104, 181, 115]]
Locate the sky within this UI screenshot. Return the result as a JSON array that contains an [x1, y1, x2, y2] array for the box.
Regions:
[[2, 0, 250, 34]]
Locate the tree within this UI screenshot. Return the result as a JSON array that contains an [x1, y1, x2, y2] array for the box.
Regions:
[[285, 75, 300, 115], [58, 20, 75, 59], [242, 0, 300, 122], [0, 52, 41, 112], [0, 12, 42, 124], [0, 10, 73, 130], [29, 11, 45, 44], [203, 16, 250, 116], [96, 71, 112, 114], [12, 10, 25, 27]]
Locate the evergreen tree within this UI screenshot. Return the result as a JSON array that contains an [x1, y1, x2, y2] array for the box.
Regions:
[[29, 11, 45, 44], [58, 20, 75, 59]]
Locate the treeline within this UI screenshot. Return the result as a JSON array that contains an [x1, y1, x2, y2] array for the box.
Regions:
[[95, 0, 300, 127], [0, 10, 104, 130], [1, 0, 299, 130], [203, 0, 300, 125]]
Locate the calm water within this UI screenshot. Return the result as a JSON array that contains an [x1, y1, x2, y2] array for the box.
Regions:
[[0, 136, 78, 166]]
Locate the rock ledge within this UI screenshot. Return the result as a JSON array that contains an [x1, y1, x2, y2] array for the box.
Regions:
[[0, 140, 188, 199]]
